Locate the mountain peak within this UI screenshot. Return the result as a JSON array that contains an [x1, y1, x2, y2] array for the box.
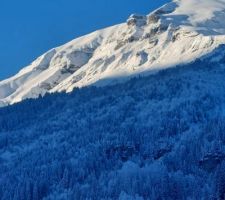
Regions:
[[174, 0, 225, 23], [1, 0, 225, 106], [161, 0, 225, 35]]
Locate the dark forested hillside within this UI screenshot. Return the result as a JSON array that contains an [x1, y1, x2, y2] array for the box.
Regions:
[[1, 50, 225, 199]]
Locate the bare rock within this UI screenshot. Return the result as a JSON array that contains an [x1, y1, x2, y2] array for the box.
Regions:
[[149, 38, 158, 46], [149, 23, 168, 37], [148, 14, 160, 24], [136, 51, 148, 66], [115, 40, 127, 50], [127, 14, 147, 27], [71, 71, 86, 84]]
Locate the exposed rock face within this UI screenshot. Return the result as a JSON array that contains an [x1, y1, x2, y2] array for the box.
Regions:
[[136, 51, 148, 66], [114, 40, 127, 50], [127, 14, 147, 27], [151, 24, 169, 36], [149, 38, 158, 47], [61, 64, 79, 74], [148, 14, 160, 24]]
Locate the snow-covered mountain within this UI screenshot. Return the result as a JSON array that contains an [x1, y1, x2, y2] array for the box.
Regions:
[[1, 0, 225, 106]]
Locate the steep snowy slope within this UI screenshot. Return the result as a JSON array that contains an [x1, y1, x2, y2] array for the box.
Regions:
[[1, 0, 225, 106]]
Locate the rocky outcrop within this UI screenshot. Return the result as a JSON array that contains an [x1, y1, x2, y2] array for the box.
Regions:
[[148, 23, 169, 38], [148, 14, 160, 24], [136, 51, 148, 66], [127, 14, 147, 27]]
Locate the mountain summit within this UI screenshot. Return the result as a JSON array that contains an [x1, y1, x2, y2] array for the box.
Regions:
[[1, 0, 225, 106]]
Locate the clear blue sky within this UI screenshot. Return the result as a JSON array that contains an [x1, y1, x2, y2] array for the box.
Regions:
[[0, 0, 169, 80]]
